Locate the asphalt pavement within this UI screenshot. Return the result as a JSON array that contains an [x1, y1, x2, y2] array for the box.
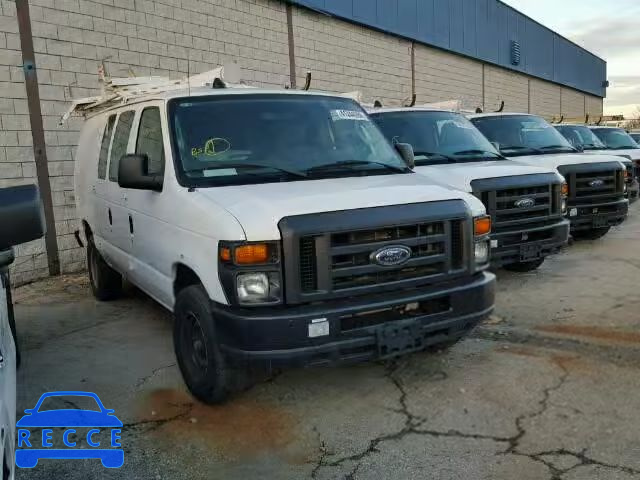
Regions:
[[12, 210, 640, 480]]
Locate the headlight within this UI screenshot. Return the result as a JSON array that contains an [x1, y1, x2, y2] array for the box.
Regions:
[[561, 198, 567, 213], [474, 241, 490, 265], [237, 272, 281, 305]]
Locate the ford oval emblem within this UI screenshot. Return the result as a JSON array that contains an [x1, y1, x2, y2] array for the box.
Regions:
[[371, 245, 412, 267], [589, 179, 604, 187], [514, 198, 535, 209]]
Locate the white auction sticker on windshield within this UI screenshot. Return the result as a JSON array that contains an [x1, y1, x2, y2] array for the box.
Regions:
[[330, 110, 368, 121]]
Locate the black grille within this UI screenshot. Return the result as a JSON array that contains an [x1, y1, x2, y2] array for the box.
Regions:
[[299, 237, 317, 292], [329, 220, 462, 291], [567, 169, 624, 206], [481, 184, 556, 233], [297, 219, 465, 295], [279, 200, 472, 305]]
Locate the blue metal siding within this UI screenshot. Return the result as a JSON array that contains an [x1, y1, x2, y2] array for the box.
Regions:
[[289, 0, 606, 97]]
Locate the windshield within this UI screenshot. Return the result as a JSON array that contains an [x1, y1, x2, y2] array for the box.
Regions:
[[555, 125, 606, 150], [471, 115, 575, 156], [168, 94, 407, 187], [591, 128, 640, 150], [371, 110, 502, 165]]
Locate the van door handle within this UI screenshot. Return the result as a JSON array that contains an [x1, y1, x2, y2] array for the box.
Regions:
[[129, 215, 134, 235], [0, 354, 5, 369], [108, 208, 112, 225]]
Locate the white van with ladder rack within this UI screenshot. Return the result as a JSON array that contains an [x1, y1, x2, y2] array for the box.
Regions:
[[70, 66, 496, 403]]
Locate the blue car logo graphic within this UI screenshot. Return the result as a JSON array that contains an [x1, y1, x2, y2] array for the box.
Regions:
[[16, 391, 123, 468]]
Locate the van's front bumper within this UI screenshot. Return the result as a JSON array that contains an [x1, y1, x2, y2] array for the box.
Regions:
[[215, 272, 495, 367], [490, 219, 570, 267], [567, 199, 628, 231]]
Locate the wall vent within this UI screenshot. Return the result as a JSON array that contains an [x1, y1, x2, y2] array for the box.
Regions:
[[511, 40, 521, 66]]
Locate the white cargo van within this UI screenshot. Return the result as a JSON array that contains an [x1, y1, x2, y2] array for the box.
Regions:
[[554, 124, 639, 203], [469, 113, 629, 240], [73, 70, 496, 403], [368, 107, 569, 272]]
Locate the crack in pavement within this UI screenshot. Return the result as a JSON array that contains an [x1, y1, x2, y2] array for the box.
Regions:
[[310, 426, 328, 480], [120, 403, 194, 435], [528, 448, 640, 479], [505, 362, 570, 456], [309, 356, 640, 480], [311, 360, 512, 478], [135, 363, 177, 388]]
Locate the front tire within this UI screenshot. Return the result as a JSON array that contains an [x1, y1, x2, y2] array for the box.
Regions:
[[503, 258, 545, 273], [173, 285, 237, 404], [572, 226, 611, 241], [87, 239, 122, 301]]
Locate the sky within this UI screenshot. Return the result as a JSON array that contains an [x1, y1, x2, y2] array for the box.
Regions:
[[502, 0, 640, 117]]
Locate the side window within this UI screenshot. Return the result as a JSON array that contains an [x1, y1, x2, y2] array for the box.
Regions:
[[98, 115, 116, 180], [108, 111, 135, 182], [136, 107, 165, 176]]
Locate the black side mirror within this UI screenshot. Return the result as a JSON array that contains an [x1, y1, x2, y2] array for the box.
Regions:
[[395, 143, 415, 169], [0, 185, 46, 253], [118, 154, 163, 192]]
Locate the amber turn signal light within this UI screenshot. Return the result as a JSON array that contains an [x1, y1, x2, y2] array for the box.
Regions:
[[219, 247, 231, 262], [234, 244, 269, 265], [474, 216, 491, 237], [561, 183, 569, 196]]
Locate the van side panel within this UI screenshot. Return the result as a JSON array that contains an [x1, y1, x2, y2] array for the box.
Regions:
[[74, 115, 103, 240]]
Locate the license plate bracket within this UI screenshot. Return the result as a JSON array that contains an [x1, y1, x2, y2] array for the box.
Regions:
[[593, 215, 608, 228], [377, 320, 424, 359], [520, 244, 542, 262]]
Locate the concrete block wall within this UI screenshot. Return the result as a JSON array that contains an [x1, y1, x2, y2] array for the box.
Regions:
[[529, 78, 562, 119], [414, 44, 483, 110], [585, 95, 604, 117], [1, 0, 605, 284], [483, 65, 529, 113], [292, 7, 412, 106], [1, 0, 291, 285], [561, 87, 587, 118]]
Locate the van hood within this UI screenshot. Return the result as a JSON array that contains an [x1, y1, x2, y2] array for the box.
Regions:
[[505, 152, 627, 170], [583, 149, 640, 161], [195, 174, 486, 240], [414, 160, 559, 192]]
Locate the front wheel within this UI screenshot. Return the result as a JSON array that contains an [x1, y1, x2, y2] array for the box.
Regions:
[[572, 227, 611, 241], [503, 258, 545, 273], [87, 240, 122, 301], [173, 285, 241, 404]]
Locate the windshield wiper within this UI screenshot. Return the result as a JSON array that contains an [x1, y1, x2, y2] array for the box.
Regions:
[[452, 149, 506, 159], [499, 145, 541, 153], [305, 160, 408, 175], [412, 151, 459, 164], [539, 145, 577, 152], [191, 163, 308, 178]]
